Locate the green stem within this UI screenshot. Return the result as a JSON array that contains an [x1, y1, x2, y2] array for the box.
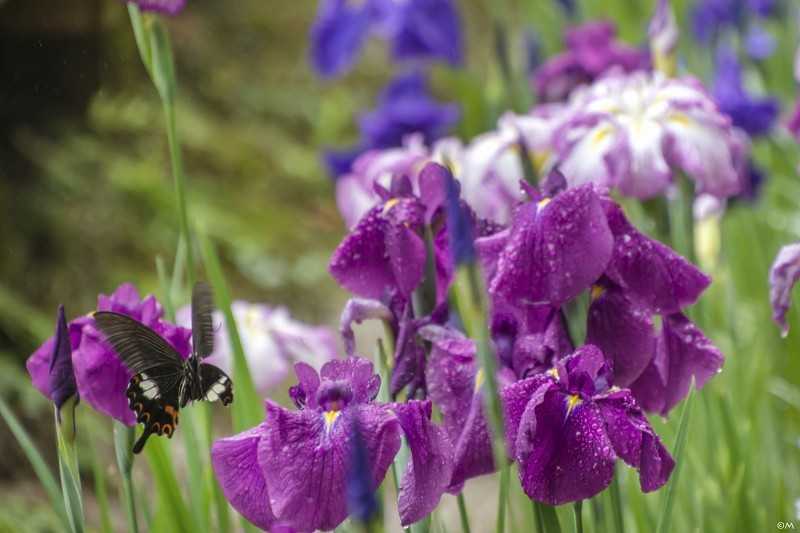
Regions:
[[456, 493, 471, 533], [496, 465, 510, 533], [534, 502, 562, 533], [667, 175, 696, 265], [609, 470, 625, 533], [573, 501, 583, 533], [87, 427, 113, 533], [113, 421, 139, 533]]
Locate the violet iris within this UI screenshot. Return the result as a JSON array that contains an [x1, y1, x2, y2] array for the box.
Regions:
[[211, 356, 453, 531], [501, 345, 675, 505]]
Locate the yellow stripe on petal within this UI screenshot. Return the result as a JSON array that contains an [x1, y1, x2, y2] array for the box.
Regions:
[[474, 368, 485, 394], [566, 394, 582, 417], [590, 285, 606, 302], [547, 368, 559, 379], [324, 410, 340, 433], [382, 198, 400, 216], [537, 197, 551, 211]]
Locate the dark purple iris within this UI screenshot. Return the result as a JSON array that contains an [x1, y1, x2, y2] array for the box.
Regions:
[[712, 46, 778, 137], [325, 70, 459, 177], [309, 0, 462, 79], [532, 20, 650, 103], [501, 345, 675, 505], [211, 357, 453, 531], [125, 0, 186, 15]]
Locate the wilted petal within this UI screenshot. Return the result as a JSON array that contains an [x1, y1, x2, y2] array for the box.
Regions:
[[211, 426, 278, 531], [339, 298, 394, 356], [259, 401, 400, 532], [491, 186, 614, 307], [515, 389, 617, 505], [769, 242, 800, 336], [586, 285, 656, 386], [629, 312, 723, 416], [390, 401, 453, 526], [597, 393, 675, 492], [602, 199, 711, 314]]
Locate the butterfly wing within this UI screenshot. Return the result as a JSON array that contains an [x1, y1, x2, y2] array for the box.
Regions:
[[93, 311, 187, 454], [191, 281, 216, 359], [93, 311, 185, 374], [198, 364, 234, 406]]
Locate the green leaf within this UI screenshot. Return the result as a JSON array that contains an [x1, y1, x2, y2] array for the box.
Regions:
[[197, 226, 261, 431], [0, 396, 69, 526], [656, 380, 696, 533]]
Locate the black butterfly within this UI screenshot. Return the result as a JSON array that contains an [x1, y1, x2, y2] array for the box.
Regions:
[[93, 281, 233, 453]]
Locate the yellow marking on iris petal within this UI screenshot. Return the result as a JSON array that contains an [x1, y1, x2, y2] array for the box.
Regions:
[[592, 125, 613, 145], [669, 114, 690, 125], [566, 394, 582, 417], [608, 386, 620, 393], [324, 410, 340, 432], [474, 368, 486, 394], [382, 198, 400, 215], [547, 368, 559, 379], [537, 198, 551, 211], [590, 285, 606, 302]]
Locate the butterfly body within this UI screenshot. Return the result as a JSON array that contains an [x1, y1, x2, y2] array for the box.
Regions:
[[94, 282, 233, 453]]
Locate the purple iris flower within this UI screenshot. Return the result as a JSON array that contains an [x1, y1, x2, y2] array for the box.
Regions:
[[532, 20, 650, 103], [769, 241, 800, 336], [49, 305, 79, 422], [712, 46, 778, 137], [26, 284, 192, 425], [477, 185, 723, 416], [211, 357, 453, 531], [501, 345, 675, 505], [125, 0, 185, 15], [690, 0, 777, 59], [330, 162, 464, 304], [326, 70, 459, 177], [309, 0, 462, 79]]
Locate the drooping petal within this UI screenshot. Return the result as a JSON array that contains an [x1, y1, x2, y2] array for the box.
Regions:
[[499, 373, 554, 459], [426, 339, 494, 491], [491, 185, 614, 308], [629, 312, 723, 416], [211, 426, 278, 531], [259, 401, 400, 532], [390, 400, 454, 526], [602, 198, 711, 314], [381, 199, 427, 297], [339, 298, 395, 356], [597, 392, 675, 492], [768, 242, 800, 336], [515, 389, 617, 505], [586, 285, 656, 386]]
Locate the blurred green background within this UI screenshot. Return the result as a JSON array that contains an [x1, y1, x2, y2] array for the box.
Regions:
[[1, 0, 799, 531]]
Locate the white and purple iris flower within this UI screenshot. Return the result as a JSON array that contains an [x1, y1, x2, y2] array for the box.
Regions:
[[501, 345, 675, 505], [769, 241, 800, 337], [553, 70, 745, 200], [210, 356, 453, 531], [27, 284, 191, 425], [309, 0, 462, 79], [176, 301, 338, 396]]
